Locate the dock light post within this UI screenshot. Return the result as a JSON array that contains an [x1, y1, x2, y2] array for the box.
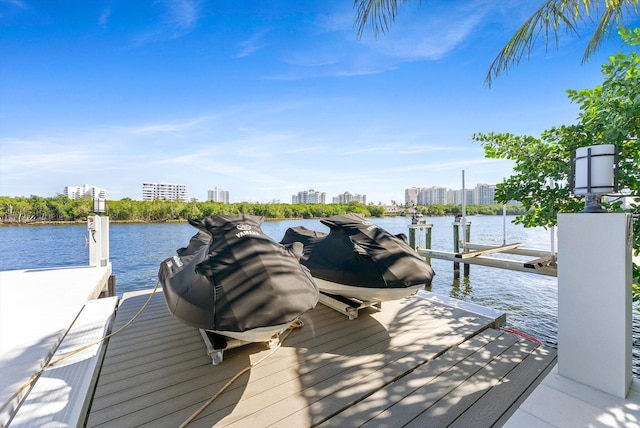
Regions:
[[571, 144, 619, 212], [559, 143, 632, 398], [93, 197, 106, 214]]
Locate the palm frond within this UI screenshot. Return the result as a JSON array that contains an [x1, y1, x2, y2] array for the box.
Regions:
[[486, 0, 638, 87], [354, 0, 411, 39], [583, 0, 638, 62], [351, 0, 638, 86]]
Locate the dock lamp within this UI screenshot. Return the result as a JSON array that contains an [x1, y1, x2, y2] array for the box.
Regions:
[[571, 144, 619, 213], [93, 197, 106, 215]]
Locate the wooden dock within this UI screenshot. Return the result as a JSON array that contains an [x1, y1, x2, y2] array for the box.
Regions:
[[84, 289, 556, 427]]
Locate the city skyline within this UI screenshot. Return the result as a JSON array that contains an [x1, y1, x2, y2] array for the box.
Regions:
[[57, 181, 498, 205], [2, 2, 636, 204]]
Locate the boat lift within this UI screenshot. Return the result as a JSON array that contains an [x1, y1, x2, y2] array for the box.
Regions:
[[416, 242, 557, 277], [199, 329, 282, 365], [412, 170, 558, 277], [318, 292, 383, 320]]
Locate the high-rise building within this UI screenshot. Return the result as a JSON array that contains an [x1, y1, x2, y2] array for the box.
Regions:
[[208, 187, 230, 203], [474, 184, 496, 205], [447, 188, 475, 205], [64, 184, 106, 200], [409, 184, 497, 205], [292, 189, 326, 204], [332, 191, 367, 205], [418, 186, 448, 205], [405, 187, 419, 206], [142, 182, 188, 201]]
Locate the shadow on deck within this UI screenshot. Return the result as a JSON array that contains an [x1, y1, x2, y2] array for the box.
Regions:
[[86, 289, 556, 427]]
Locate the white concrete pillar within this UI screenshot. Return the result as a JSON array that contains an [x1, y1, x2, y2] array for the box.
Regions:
[[557, 213, 633, 398], [100, 215, 109, 265], [88, 215, 110, 267]]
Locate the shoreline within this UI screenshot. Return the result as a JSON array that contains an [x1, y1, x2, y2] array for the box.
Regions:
[[0, 212, 522, 227]]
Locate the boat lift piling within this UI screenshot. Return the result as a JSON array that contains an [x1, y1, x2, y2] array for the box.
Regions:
[[454, 170, 471, 278], [453, 218, 472, 278], [409, 220, 432, 264]]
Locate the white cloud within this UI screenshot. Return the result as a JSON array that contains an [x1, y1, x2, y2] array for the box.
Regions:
[[358, 2, 490, 60], [132, 0, 202, 45], [163, 0, 201, 30], [127, 114, 220, 136], [235, 29, 270, 58], [268, 0, 526, 80], [1, 0, 28, 9], [98, 7, 110, 26]]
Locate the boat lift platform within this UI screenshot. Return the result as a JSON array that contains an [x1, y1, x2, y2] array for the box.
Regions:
[[198, 291, 385, 365], [418, 242, 558, 277], [318, 292, 383, 320], [199, 329, 283, 365]]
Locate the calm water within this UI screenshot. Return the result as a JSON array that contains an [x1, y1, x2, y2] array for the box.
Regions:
[[1, 215, 638, 375]]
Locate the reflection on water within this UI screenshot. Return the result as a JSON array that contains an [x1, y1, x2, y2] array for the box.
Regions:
[[450, 276, 473, 300], [0, 215, 637, 376]]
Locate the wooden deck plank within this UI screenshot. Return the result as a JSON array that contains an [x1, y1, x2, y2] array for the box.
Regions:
[[465, 243, 554, 258], [455, 243, 523, 259], [89, 346, 212, 407], [269, 322, 494, 428], [85, 289, 558, 428], [201, 315, 491, 426], [147, 316, 491, 428], [348, 335, 515, 427], [404, 335, 538, 427], [354, 330, 520, 427], [316, 329, 504, 427], [97, 332, 203, 371], [456, 345, 558, 428]]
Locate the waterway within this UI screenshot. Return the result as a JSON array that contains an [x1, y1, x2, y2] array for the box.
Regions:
[[1, 215, 637, 375]]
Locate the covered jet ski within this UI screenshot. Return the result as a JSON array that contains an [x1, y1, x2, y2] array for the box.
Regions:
[[159, 214, 319, 342], [280, 214, 435, 302]]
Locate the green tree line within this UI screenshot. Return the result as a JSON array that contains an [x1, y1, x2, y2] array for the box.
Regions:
[[411, 203, 525, 217], [0, 195, 524, 224]]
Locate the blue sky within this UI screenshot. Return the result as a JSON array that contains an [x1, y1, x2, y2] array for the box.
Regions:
[[1, 1, 637, 204]]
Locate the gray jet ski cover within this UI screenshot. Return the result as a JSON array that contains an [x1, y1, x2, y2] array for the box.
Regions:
[[159, 214, 319, 332], [280, 213, 435, 288]]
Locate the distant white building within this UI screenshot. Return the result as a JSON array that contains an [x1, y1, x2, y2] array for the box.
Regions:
[[208, 187, 230, 203], [64, 184, 106, 200], [142, 182, 188, 201], [418, 186, 448, 205], [292, 189, 326, 204], [448, 188, 476, 205], [407, 184, 497, 205], [474, 183, 496, 205], [332, 191, 367, 205], [405, 187, 419, 206]]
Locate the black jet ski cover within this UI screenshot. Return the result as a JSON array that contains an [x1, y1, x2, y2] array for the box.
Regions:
[[280, 213, 435, 289], [159, 214, 319, 332]]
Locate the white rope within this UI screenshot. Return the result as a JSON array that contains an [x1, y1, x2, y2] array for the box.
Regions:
[[0, 280, 161, 416], [179, 319, 305, 428]]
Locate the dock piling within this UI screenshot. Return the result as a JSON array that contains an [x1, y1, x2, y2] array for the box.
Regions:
[[453, 220, 471, 278], [409, 222, 432, 264]]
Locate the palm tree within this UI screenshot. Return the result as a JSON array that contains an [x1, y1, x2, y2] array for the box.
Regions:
[[353, 0, 639, 86]]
